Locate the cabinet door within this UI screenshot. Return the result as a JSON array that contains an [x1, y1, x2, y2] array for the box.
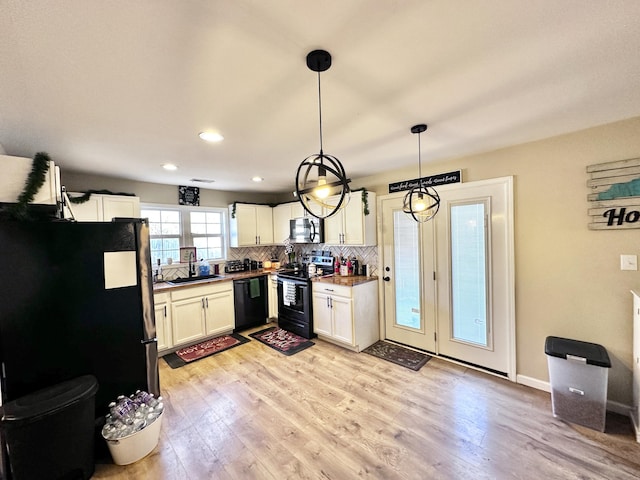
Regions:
[[171, 297, 206, 345], [205, 291, 235, 336], [255, 205, 274, 244], [312, 293, 333, 336], [323, 196, 344, 245], [235, 204, 258, 246], [70, 196, 103, 221], [102, 195, 140, 220], [154, 303, 172, 352], [272, 204, 292, 245], [331, 296, 354, 345], [343, 196, 365, 245]]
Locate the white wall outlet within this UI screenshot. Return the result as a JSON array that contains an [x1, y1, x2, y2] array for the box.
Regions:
[[620, 254, 638, 271]]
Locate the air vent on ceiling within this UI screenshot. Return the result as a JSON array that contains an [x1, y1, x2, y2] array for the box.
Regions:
[[190, 178, 215, 183]]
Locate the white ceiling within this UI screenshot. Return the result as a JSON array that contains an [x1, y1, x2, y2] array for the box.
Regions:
[[2, 0, 640, 194]]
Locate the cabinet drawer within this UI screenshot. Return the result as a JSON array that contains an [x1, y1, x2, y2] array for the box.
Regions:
[[154, 292, 170, 304], [170, 281, 233, 302], [312, 283, 352, 299]]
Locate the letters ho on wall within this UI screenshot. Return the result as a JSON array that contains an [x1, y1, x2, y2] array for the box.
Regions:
[[587, 157, 640, 230]]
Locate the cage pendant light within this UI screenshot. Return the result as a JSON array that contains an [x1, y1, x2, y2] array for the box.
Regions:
[[295, 50, 351, 219], [403, 124, 440, 222]]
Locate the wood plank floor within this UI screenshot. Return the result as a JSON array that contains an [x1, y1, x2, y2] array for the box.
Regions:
[[93, 324, 640, 479]]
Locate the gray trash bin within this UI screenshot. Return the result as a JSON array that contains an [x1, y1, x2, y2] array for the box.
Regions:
[[545, 336, 611, 432], [0, 375, 98, 480]]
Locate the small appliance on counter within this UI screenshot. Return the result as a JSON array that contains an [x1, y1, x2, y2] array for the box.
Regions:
[[225, 260, 246, 273]]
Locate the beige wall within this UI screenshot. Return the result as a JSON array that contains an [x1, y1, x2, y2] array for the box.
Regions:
[[355, 115, 640, 405], [62, 116, 640, 405], [61, 171, 280, 207]]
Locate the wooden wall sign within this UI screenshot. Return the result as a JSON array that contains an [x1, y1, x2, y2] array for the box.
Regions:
[[587, 157, 640, 230], [388, 170, 461, 194]]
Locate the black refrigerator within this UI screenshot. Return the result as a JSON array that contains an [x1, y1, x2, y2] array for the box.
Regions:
[[0, 218, 159, 416]]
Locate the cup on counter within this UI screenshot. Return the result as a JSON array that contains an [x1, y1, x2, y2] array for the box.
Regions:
[[166, 258, 173, 265]]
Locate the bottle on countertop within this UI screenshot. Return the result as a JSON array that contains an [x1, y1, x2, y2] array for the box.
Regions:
[[334, 256, 340, 275], [198, 258, 210, 276]]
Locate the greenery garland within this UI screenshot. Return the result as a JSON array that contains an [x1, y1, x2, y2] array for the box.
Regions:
[[68, 189, 136, 204], [9, 152, 50, 220], [361, 189, 369, 216]]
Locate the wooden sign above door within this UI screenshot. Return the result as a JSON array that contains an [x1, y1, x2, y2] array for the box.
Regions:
[[587, 157, 640, 230]]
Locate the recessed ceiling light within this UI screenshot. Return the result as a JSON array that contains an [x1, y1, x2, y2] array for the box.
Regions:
[[199, 131, 224, 143], [252, 176, 264, 182], [162, 163, 178, 171]]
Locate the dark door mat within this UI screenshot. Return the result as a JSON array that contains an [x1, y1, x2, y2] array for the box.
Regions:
[[363, 341, 432, 371], [249, 326, 314, 356], [163, 333, 250, 369]]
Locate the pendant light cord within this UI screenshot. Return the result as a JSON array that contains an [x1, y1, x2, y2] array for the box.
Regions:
[[417, 132, 422, 180], [317, 71, 324, 154]]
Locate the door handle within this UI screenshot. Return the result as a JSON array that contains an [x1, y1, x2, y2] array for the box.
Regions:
[[383, 276, 391, 282]]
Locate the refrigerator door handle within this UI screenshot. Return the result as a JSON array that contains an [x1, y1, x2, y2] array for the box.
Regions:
[[141, 337, 158, 344]]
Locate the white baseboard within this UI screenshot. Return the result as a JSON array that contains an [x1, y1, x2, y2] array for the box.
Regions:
[[516, 374, 550, 392], [516, 374, 631, 417]]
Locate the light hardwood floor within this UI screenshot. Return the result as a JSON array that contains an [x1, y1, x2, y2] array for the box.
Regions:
[[93, 324, 640, 479]]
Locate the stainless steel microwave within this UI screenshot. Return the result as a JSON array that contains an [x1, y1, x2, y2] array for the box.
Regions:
[[289, 217, 324, 244]]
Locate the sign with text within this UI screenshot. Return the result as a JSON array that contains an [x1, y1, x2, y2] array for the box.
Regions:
[[388, 170, 461, 194], [587, 157, 640, 230]]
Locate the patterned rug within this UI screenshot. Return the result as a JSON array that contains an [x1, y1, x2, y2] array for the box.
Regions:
[[363, 341, 432, 371], [249, 327, 314, 356], [163, 333, 250, 369]]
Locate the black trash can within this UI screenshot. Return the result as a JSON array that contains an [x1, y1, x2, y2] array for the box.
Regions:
[[0, 375, 99, 480], [545, 336, 611, 432]]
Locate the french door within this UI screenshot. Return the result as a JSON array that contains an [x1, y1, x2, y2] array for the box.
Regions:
[[380, 177, 515, 379], [381, 199, 436, 352]]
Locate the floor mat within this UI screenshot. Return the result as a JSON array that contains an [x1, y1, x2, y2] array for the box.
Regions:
[[249, 326, 315, 356], [163, 333, 250, 369], [362, 340, 431, 371]]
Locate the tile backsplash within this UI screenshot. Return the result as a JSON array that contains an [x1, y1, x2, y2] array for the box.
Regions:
[[154, 244, 378, 282], [228, 244, 378, 276]]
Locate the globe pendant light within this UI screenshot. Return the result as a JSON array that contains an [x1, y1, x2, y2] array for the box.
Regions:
[[403, 124, 440, 222], [295, 50, 351, 219]]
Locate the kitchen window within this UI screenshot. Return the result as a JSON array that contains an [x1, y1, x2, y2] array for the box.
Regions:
[[141, 205, 227, 264]]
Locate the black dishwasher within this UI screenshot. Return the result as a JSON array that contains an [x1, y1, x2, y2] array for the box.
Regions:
[[233, 275, 268, 332]]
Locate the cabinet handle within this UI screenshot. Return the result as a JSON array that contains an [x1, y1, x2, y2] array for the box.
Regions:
[[327, 297, 330, 308], [206, 298, 209, 308], [202, 298, 205, 308], [325, 288, 334, 292], [164, 305, 167, 316], [330, 297, 333, 308]]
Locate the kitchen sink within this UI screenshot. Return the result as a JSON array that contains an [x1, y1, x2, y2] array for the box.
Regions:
[[166, 274, 221, 285]]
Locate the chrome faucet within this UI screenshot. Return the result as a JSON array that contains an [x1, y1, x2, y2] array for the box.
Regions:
[[188, 251, 196, 278]]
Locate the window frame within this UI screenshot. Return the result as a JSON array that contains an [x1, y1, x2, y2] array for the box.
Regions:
[[141, 203, 228, 265]]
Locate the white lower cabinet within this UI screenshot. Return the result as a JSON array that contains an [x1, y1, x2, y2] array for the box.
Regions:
[[312, 280, 378, 352], [162, 281, 235, 352], [153, 292, 172, 353], [632, 290, 640, 442]]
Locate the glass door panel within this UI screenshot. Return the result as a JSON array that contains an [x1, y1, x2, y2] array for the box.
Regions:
[[450, 202, 488, 347], [394, 210, 421, 329]]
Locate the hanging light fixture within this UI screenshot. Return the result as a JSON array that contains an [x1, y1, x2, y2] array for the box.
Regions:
[[295, 50, 350, 219], [403, 124, 440, 222]]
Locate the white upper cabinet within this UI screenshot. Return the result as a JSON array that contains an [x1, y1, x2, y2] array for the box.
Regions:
[[0, 154, 60, 205], [272, 201, 307, 245], [323, 191, 376, 246], [229, 203, 274, 247], [68, 193, 140, 221]]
